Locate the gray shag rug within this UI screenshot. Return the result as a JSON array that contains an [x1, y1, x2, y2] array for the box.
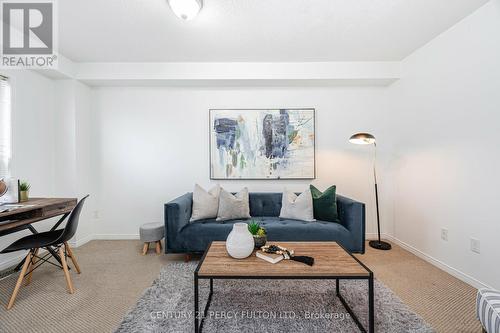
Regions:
[[115, 262, 434, 333]]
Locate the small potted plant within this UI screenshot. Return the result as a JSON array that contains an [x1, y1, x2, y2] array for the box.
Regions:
[[248, 220, 267, 248], [19, 180, 30, 202]]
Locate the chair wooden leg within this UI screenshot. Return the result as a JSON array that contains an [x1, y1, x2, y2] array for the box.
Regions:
[[59, 247, 74, 294], [64, 242, 81, 274], [184, 253, 191, 262], [142, 242, 149, 255], [155, 241, 161, 254], [6, 251, 32, 310], [25, 248, 39, 286]]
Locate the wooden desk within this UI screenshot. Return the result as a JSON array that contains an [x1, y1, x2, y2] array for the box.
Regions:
[[0, 198, 77, 271], [0, 198, 77, 234]]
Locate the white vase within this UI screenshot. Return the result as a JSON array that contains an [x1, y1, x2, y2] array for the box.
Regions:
[[226, 222, 255, 259]]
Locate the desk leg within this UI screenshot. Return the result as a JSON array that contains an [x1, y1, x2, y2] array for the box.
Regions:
[[50, 213, 70, 231]]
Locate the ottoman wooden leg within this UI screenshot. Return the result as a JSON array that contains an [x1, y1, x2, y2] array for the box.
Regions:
[[155, 241, 161, 254], [184, 253, 191, 262], [142, 242, 149, 255]]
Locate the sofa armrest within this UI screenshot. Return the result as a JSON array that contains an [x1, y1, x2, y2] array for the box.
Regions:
[[164, 192, 192, 251], [337, 195, 366, 253]]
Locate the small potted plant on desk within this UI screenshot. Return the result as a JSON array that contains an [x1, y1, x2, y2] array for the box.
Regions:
[[248, 220, 267, 248], [19, 180, 31, 202]]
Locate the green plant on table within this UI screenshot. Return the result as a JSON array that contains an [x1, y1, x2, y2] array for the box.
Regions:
[[19, 181, 31, 192], [248, 220, 266, 236]]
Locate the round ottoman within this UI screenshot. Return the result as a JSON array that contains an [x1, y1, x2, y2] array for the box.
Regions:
[[140, 222, 164, 255]]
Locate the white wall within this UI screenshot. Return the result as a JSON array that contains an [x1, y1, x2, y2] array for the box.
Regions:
[[0, 70, 57, 269], [0, 75, 97, 270], [53, 79, 98, 245], [74, 81, 99, 244], [389, 0, 500, 289], [93, 86, 395, 238]]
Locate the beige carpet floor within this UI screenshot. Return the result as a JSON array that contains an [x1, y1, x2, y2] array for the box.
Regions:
[[354, 243, 481, 333], [0, 240, 481, 333]]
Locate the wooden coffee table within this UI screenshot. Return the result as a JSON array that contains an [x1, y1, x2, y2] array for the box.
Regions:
[[194, 241, 374, 333]]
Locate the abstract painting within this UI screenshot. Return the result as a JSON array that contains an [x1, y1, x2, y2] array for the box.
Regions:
[[210, 109, 315, 179]]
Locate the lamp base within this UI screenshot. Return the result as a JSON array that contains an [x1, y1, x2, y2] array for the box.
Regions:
[[369, 240, 392, 251]]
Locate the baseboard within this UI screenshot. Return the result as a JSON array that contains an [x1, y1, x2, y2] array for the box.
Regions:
[[365, 232, 392, 240], [382, 234, 492, 290], [93, 234, 140, 240], [0, 252, 28, 272], [68, 233, 94, 248]]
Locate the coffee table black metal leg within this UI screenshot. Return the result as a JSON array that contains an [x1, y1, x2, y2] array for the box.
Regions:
[[194, 274, 199, 333], [336, 277, 374, 333], [369, 273, 374, 333], [337, 279, 366, 332], [199, 279, 213, 332], [194, 276, 214, 333]]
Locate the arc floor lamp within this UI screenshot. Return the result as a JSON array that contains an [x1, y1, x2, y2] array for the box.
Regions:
[[349, 133, 391, 250]]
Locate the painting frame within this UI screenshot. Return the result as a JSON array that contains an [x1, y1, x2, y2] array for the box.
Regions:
[[209, 108, 316, 180]]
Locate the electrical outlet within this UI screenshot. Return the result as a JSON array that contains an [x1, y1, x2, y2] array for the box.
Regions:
[[471, 238, 480, 254], [441, 228, 448, 241], [92, 210, 100, 219]]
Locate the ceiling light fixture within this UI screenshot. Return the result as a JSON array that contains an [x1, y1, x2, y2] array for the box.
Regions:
[[168, 0, 202, 21]]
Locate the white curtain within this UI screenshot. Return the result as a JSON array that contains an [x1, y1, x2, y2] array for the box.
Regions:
[[0, 76, 11, 179]]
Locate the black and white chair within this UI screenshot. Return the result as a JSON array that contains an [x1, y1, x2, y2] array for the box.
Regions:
[[0, 195, 88, 310]]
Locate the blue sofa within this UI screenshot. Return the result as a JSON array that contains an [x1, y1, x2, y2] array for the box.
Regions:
[[164, 192, 365, 255]]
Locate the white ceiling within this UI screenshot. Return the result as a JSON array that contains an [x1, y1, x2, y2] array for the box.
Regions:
[[59, 0, 489, 63]]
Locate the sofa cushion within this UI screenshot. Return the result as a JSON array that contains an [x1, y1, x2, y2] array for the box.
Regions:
[[248, 193, 282, 217], [258, 217, 351, 245], [178, 216, 353, 253]]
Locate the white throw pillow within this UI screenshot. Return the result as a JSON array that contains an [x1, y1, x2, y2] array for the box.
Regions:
[[216, 188, 251, 221], [279, 188, 315, 222], [190, 184, 221, 222]]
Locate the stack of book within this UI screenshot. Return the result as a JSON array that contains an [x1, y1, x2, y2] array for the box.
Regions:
[[256, 249, 294, 264]]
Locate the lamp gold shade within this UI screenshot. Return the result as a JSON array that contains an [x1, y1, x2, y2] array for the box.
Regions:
[[349, 133, 376, 145]]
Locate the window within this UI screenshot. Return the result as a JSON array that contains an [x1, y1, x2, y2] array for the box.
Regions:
[[0, 75, 11, 179]]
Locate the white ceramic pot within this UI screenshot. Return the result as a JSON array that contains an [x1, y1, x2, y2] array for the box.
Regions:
[[226, 222, 255, 259]]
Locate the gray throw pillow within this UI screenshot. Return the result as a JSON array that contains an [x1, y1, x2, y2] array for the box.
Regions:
[[279, 188, 315, 222], [216, 188, 251, 221], [190, 184, 220, 222]]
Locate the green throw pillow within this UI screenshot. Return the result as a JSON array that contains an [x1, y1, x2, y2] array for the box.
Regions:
[[310, 185, 339, 223]]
